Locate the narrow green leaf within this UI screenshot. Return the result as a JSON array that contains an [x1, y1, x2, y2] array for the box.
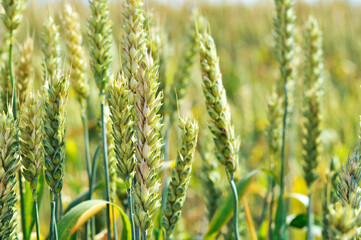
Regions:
[[57, 200, 131, 240], [203, 170, 259, 240], [24, 173, 45, 240]]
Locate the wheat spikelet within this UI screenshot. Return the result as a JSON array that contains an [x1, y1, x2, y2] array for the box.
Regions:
[[16, 38, 34, 107], [304, 16, 323, 89], [63, 4, 89, 106], [133, 53, 163, 233], [88, 0, 113, 92], [109, 75, 136, 189], [162, 117, 198, 237], [0, 111, 19, 239], [42, 16, 61, 80], [43, 72, 69, 197], [273, 0, 296, 96], [197, 19, 240, 175], [337, 150, 361, 209], [121, 0, 146, 99], [1, 0, 25, 35], [105, 113, 117, 199], [327, 202, 359, 239], [19, 92, 43, 195], [266, 90, 282, 170]]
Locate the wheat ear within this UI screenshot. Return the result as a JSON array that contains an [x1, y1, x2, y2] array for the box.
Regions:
[[42, 16, 61, 80], [16, 38, 34, 107], [133, 52, 163, 238], [43, 72, 69, 240], [19, 91, 43, 240], [88, 0, 113, 238], [63, 4, 89, 106], [198, 17, 240, 240], [162, 117, 198, 238], [0, 111, 19, 240]]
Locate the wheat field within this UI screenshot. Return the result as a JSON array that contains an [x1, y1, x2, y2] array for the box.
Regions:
[[1, 0, 361, 240]]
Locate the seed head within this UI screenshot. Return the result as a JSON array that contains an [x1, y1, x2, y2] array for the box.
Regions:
[[133, 53, 163, 232], [162, 117, 198, 237], [43, 72, 70, 197], [88, 0, 113, 92], [197, 18, 240, 174], [19, 92, 43, 196], [0, 111, 19, 239], [16, 38, 34, 107], [63, 4, 89, 105], [42, 16, 61, 80], [109, 74, 136, 189]]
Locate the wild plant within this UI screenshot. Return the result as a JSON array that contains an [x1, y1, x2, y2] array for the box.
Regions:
[[197, 17, 241, 240], [88, 0, 113, 238]]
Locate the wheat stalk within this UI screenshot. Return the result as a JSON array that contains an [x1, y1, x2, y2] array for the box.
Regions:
[[43, 72, 69, 240], [88, 0, 114, 238], [19, 91, 43, 240], [198, 16, 240, 240], [0, 111, 19, 240], [162, 117, 198, 238]]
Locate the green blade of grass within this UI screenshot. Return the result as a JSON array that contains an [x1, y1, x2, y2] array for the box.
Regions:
[[57, 200, 131, 240]]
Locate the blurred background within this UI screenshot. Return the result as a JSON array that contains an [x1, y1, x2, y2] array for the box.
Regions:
[[11, 0, 361, 239]]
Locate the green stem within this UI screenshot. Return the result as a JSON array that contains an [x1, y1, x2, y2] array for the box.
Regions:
[[307, 193, 313, 240], [141, 230, 147, 240], [268, 178, 275, 239], [112, 201, 118, 240], [90, 145, 101, 240], [100, 92, 112, 240], [59, 193, 63, 220], [229, 173, 240, 240], [82, 106, 92, 240], [50, 198, 56, 240], [127, 187, 135, 240], [34, 199, 40, 240]]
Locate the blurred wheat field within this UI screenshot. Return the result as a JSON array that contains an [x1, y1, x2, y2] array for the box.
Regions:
[[3, 0, 361, 239]]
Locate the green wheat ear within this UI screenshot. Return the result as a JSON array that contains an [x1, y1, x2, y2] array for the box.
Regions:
[[42, 16, 61, 80], [63, 4, 89, 106], [133, 53, 163, 233], [0, 111, 19, 240], [197, 17, 240, 175], [43, 72, 70, 198], [108, 74, 136, 189], [16, 38, 34, 107], [162, 117, 199, 237], [88, 0, 113, 93], [19, 91, 43, 196]]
